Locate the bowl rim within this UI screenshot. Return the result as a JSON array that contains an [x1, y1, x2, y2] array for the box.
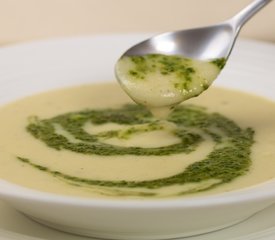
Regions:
[[1, 178, 275, 209]]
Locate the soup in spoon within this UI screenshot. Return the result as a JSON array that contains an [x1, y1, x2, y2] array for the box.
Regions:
[[115, 54, 225, 117]]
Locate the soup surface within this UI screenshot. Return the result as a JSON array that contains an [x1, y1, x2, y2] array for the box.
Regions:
[[1, 83, 275, 199]]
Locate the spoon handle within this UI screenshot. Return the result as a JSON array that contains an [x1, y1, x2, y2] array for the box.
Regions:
[[231, 0, 273, 30]]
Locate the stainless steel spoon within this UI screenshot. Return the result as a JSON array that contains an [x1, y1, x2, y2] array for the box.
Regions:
[[117, 0, 273, 61]]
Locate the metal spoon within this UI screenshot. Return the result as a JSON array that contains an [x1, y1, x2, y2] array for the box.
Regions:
[[117, 0, 272, 61]]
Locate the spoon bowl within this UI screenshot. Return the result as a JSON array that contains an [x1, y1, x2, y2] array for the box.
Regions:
[[123, 23, 235, 60]]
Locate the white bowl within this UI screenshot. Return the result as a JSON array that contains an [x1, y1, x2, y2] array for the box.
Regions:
[[0, 35, 275, 240], [1, 179, 275, 240]]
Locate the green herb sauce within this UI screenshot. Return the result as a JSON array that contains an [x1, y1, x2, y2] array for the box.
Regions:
[[211, 58, 227, 70], [127, 54, 196, 85], [18, 104, 254, 197]]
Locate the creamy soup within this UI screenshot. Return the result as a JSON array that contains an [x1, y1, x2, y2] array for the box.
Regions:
[[1, 83, 275, 199], [115, 54, 225, 117]]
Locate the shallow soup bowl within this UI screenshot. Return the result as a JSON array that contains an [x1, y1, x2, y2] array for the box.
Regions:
[[0, 35, 275, 240]]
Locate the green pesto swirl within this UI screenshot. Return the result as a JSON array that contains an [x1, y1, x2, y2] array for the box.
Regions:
[[18, 104, 254, 197]]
